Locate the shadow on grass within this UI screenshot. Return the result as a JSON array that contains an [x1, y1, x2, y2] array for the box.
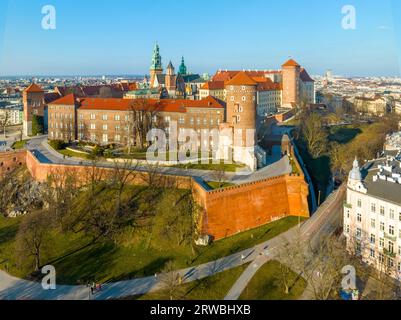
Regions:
[[0, 224, 19, 244], [329, 127, 362, 144]]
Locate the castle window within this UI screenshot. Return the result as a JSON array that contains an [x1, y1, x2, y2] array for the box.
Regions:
[[115, 135, 121, 142], [241, 86, 245, 91], [115, 125, 120, 131], [102, 114, 108, 121], [242, 96, 246, 101], [389, 225, 395, 236], [230, 96, 235, 102], [102, 134, 108, 143], [230, 86, 234, 90], [115, 114, 120, 121], [90, 114, 96, 120], [371, 203, 376, 212], [380, 222, 385, 231], [90, 123, 96, 130], [102, 124, 108, 131]]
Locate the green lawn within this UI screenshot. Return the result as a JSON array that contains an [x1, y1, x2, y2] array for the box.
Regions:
[[172, 162, 246, 172], [206, 181, 236, 190], [328, 125, 363, 144], [0, 209, 303, 285], [239, 260, 306, 300], [11, 140, 29, 150], [58, 148, 90, 159], [131, 264, 249, 300]]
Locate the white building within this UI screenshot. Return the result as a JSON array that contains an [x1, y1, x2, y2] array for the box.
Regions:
[[344, 156, 401, 279], [0, 107, 23, 125]]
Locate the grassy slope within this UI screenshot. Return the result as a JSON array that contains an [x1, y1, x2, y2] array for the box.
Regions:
[[0, 207, 302, 285], [11, 140, 29, 150], [239, 260, 306, 300], [132, 264, 249, 300]]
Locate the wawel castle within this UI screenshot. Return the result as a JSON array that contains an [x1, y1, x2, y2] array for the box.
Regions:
[[23, 45, 315, 170]]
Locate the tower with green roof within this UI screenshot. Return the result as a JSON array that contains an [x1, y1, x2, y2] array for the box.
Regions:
[[178, 56, 187, 75], [150, 43, 163, 87]]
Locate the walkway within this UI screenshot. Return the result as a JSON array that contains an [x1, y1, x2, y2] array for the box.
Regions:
[[224, 185, 346, 300], [26, 136, 292, 185]]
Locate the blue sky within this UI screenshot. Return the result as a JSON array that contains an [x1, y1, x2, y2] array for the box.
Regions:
[[0, 0, 400, 76]]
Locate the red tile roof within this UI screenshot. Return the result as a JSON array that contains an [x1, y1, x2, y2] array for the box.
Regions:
[[24, 83, 44, 93], [225, 72, 258, 86], [212, 70, 280, 82], [255, 78, 282, 91], [282, 59, 300, 67], [300, 68, 314, 82], [48, 93, 77, 105], [77, 96, 224, 113], [201, 81, 225, 90]]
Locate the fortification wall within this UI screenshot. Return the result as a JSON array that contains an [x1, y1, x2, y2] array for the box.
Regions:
[[0, 150, 27, 176], [2, 149, 309, 240]]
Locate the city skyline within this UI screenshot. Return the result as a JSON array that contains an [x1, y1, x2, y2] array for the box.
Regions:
[[0, 0, 401, 77]]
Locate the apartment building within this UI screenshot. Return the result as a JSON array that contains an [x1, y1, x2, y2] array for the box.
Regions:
[[344, 155, 401, 279]]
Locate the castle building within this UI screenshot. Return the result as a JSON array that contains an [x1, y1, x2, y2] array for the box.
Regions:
[[47, 95, 225, 146], [344, 156, 401, 279], [209, 59, 315, 110], [23, 84, 45, 136]]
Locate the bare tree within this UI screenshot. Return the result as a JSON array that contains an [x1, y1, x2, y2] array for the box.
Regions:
[[16, 210, 51, 272], [0, 109, 11, 139], [41, 169, 79, 231], [211, 162, 227, 188], [300, 112, 328, 158], [159, 261, 184, 300]]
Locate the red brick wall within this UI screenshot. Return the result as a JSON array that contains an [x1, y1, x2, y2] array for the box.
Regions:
[[20, 150, 309, 241], [25, 151, 192, 189], [0, 150, 27, 176], [193, 173, 309, 240]]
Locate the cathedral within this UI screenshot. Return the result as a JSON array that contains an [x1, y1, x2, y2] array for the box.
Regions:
[[149, 44, 186, 98]]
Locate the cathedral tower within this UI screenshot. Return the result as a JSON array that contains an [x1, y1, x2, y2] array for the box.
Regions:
[[178, 56, 187, 75], [150, 44, 163, 88]]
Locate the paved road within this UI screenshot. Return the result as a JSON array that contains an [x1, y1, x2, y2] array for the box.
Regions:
[[224, 185, 346, 300]]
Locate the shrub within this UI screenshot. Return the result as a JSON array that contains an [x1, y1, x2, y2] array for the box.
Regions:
[[32, 115, 44, 136], [49, 140, 66, 150]]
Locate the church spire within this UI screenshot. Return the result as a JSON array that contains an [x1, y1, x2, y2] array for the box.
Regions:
[[151, 43, 162, 71], [178, 56, 187, 75]]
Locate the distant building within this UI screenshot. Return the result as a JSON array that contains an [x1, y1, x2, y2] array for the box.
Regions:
[[352, 96, 390, 116], [344, 156, 401, 279]]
